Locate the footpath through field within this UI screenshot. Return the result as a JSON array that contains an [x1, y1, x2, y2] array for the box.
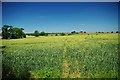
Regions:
[[62, 38, 81, 78]]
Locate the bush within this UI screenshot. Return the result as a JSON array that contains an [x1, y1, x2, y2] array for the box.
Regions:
[[23, 34, 26, 38], [111, 31, 113, 33], [55, 34, 58, 36], [60, 33, 66, 36], [40, 31, 48, 36], [71, 31, 76, 34], [68, 33, 72, 35], [40, 31, 45, 36], [116, 31, 119, 33]]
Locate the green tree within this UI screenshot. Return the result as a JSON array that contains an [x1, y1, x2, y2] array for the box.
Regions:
[[2, 25, 26, 39], [2, 25, 10, 39], [60, 33, 66, 36], [55, 34, 58, 36], [10, 28, 25, 39], [116, 31, 118, 33], [71, 31, 76, 34], [40, 31, 46, 36], [45, 32, 48, 36], [80, 31, 83, 33], [34, 30, 39, 37]]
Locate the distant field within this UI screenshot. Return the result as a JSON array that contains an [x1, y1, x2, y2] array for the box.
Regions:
[[2, 33, 118, 78]]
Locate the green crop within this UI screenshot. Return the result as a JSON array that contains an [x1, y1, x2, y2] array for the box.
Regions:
[[2, 33, 118, 79]]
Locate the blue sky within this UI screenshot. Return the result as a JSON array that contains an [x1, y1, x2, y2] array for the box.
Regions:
[[2, 2, 118, 33]]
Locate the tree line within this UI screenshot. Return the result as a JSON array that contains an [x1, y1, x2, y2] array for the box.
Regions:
[[96, 31, 119, 33], [33, 30, 86, 37], [1, 25, 119, 39], [32, 30, 119, 37]]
